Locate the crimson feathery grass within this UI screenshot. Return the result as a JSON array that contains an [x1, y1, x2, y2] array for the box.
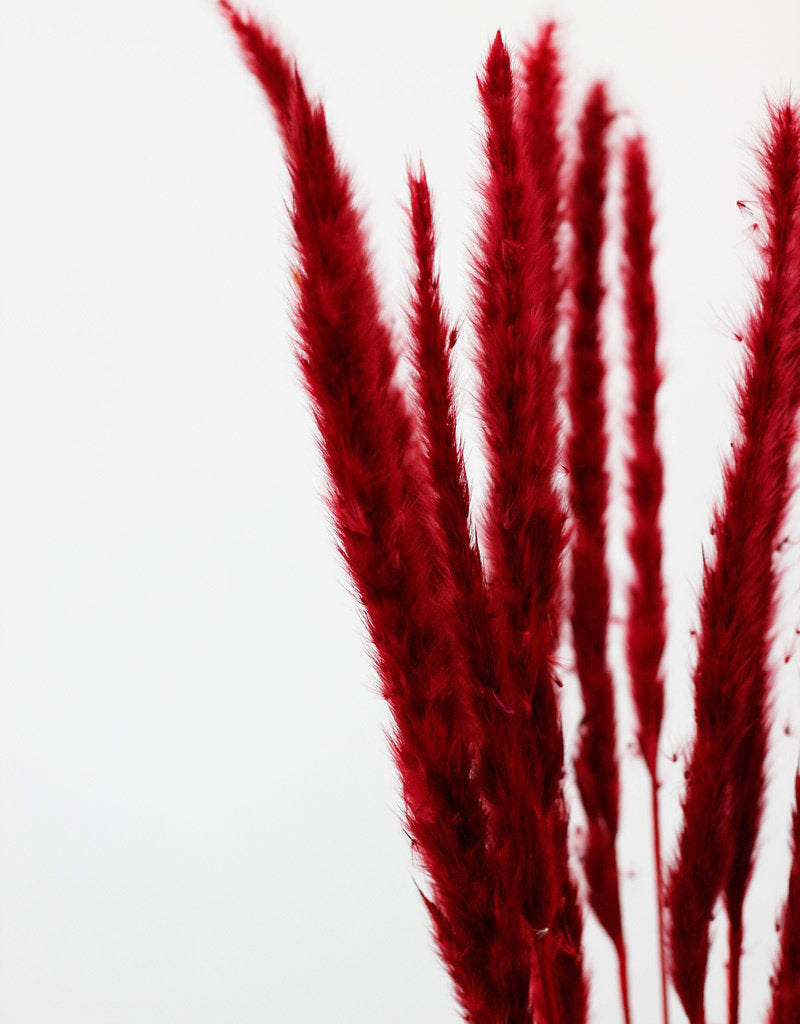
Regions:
[[222, 8, 800, 1024], [473, 32, 566, 809], [220, 8, 536, 1022], [406, 154, 579, 1024], [666, 102, 800, 1024], [721, 107, 800, 1024], [405, 165, 490, 738], [471, 34, 587, 1023], [405, 174, 548, 1016], [564, 81, 630, 1024], [405, 166, 524, 831], [520, 22, 565, 334], [769, 773, 800, 1024], [620, 134, 669, 1024]]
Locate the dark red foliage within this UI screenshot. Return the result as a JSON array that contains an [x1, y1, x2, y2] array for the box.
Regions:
[[520, 21, 564, 339], [472, 34, 566, 773], [218, 1, 294, 137], [564, 83, 629, 1021], [220, 9, 536, 1022], [621, 134, 670, 1024], [666, 102, 800, 1024], [769, 773, 800, 1024], [406, 173, 551, 1019], [405, 166, 493, 741], [471, 33, 587, 1023], [621, 135, 667, 779]]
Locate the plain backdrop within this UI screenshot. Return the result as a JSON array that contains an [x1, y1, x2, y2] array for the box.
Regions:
[[2, 1, 800, 1021]]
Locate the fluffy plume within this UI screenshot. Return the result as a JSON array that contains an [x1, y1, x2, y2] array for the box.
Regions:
[[621, 134, 669, 1024], [472, 32, 566, 795], [565, 82, 630, 1024], [666, 101, 800, 1024], [621, 135, 667, 782], [405, 167, 492, 731], [218, 1, 294, 135], [520, 21, 565, 330], [768, 773, 800, 1024], [471, 33, 586, 1022], [220, 8, 535, 1021]]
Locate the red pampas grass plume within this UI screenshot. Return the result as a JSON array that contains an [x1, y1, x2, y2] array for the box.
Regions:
[[404, 165, 492, 742], [666, 101, 800, 1024], [768, 773, 800, 1024], [472, 32, 566, 806], [220, 8, 535, 1022], [620, 133, 670, 1024], [564, 81, 630, 1024], [471, 33, 587, 1024], [520, 21, 565, 357]]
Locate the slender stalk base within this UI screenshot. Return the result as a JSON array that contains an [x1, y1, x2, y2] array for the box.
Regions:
[[651, 774, 670, 1024], [727, 913, 742, 1024], [615, 936, 632, 1024]]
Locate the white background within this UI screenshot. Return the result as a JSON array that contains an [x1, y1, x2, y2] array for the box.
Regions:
[[2, 1, 800, 1021]]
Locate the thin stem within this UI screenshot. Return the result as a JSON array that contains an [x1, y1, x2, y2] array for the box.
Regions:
[[728, 913, 742, 1024], [652, 774, 670, 1024], [615, 936, 632, 1024]]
